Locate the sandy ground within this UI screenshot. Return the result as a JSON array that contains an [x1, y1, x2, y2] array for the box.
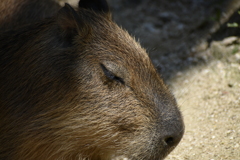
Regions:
[[167, 42, 240, 159]]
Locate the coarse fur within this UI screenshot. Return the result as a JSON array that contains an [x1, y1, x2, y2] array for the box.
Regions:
[[0, 0, 60, 31], [0, 0, 184, 159]]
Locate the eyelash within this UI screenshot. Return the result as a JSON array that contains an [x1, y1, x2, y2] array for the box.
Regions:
[[100, 64, 125, 85]]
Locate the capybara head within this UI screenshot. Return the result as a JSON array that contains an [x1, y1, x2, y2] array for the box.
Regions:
[[0, 0, 184, 159]]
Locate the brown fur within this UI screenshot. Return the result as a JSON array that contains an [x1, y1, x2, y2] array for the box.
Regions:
[[0, 0, 60, 31], [0, 1, 184, 160]]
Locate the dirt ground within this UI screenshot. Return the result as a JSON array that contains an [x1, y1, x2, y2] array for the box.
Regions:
[[62, 0, 240, 159], [167, 40, 240, 159]]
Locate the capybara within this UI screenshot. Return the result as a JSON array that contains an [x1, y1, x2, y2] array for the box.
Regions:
[[0, 0, 61, 31], [0, 0, 184, 159]]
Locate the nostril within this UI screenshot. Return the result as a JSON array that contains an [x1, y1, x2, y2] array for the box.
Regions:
[[162, 131, 183, 148], [160, 123, 185, 149], [164, 137, 174, 145]]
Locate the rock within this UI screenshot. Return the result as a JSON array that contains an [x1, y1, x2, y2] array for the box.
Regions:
[[142, 22, 160, 33], [157, 12, 178, 22], [221, 36, 238, 46]]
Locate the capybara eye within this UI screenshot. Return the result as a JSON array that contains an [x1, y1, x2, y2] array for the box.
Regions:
[[100, 64, 125, 85]]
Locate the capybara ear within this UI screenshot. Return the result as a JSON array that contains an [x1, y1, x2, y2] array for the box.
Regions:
[[79, 0, 109, 13], [57, 3, 83, 46]]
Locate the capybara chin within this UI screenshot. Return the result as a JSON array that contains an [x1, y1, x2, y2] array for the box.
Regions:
[[0, 0, 184, 159]]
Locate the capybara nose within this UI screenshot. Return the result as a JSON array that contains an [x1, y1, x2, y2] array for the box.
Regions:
[[161, 127, 184, 150], [163, 132, 183, 147]]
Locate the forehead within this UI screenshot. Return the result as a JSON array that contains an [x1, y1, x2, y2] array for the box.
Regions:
[[89, 19, 150, 65]]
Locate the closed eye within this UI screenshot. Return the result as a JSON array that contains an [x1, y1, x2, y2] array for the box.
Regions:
[[100, 64, 125, 85]]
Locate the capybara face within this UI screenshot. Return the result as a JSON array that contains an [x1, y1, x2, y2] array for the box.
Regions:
[[0, 0, 184, 159]]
